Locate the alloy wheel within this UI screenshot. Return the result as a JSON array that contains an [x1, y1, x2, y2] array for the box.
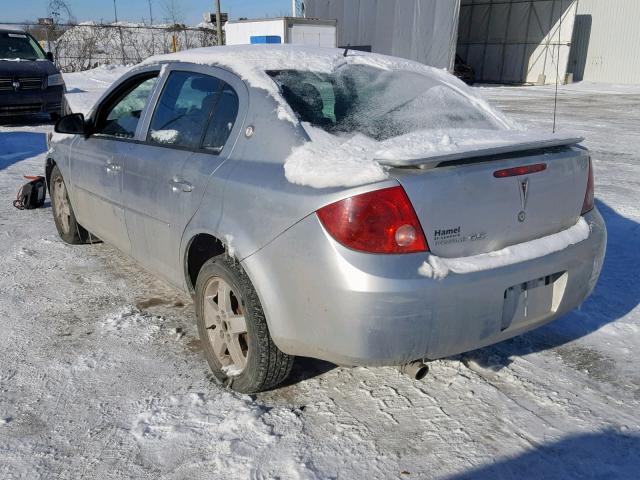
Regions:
[[53, 177, 71, 234], [202, 277, 249, 375]]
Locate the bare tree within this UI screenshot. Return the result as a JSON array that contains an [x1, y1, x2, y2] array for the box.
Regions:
[[163, 0, 184, 25], [48, 0, 76, 25]]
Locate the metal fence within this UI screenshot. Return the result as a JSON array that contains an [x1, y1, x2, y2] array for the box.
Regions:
[[14, 22, 220, 72]]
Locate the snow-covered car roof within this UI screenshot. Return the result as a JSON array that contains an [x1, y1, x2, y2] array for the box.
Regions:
[[141, 44, 489, 124]]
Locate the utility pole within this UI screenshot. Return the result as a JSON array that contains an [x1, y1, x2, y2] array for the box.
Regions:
[[292, 0, 297, 17], [215, 0, 223, 46], [113, 0, 126, 64], [147, 0, 154, 54]]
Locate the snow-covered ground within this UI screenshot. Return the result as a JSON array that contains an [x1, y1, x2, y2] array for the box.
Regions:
[[0, 69, 639, 479], [63, 65, 132, 115]]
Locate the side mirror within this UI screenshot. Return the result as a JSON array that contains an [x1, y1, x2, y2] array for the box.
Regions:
[[46, 52, 54, 62], [55, 113, 89, 135]]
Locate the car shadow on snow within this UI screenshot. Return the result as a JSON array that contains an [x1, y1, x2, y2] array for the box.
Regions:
[[0, 130, 48, 171], [463, 199, 640, 369], [275, 356, 337, 389], [446, 430, 640, 480]]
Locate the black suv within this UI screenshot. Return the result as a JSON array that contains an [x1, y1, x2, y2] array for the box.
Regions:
[[0, 27, 65, 120]]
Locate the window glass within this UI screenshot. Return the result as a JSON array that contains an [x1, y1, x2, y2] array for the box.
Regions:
[[202, 84, 239, 154], [148, 71, 222, 149], [0, 32, 45, 60], [268, 65, 502, 142], [99, 76, 158, 138]]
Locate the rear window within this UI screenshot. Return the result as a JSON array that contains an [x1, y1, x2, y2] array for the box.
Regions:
[[268, 64, 502, 141], [0, 32, 46, 60]]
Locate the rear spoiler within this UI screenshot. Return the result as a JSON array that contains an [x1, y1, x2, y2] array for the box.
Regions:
[[377, 136, 584, 169]]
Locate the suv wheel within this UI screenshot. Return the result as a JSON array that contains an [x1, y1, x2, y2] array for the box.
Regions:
[[195, 256, 294, 393]]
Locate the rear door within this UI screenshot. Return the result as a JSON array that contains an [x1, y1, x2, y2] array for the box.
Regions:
[[122, 65, 244, 285], [69, 70, 159, 253]]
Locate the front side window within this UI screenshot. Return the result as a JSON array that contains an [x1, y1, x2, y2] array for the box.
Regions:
[[97, 75, 158, 138], [148, 71, 222, 149], [0, 32, 46, 61]]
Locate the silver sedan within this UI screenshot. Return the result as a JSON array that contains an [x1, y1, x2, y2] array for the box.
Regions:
[[48, 46, 606, 393]]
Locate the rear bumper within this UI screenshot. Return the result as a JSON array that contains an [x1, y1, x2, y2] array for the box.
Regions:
[[243, 208, 606, 366], [0, 87, 64, 117]]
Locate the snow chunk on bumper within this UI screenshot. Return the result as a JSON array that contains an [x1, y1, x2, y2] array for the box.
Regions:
[[419, 217, 591, 279]]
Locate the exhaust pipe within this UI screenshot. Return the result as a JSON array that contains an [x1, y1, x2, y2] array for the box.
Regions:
[[399, 360, 429, 380]]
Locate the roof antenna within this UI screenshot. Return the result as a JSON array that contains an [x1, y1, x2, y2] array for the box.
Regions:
[[343, 44, 350, 57], [552, 9, 563, 134]]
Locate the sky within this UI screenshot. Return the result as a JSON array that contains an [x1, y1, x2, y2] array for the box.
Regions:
[[2, 0, 294, 25]]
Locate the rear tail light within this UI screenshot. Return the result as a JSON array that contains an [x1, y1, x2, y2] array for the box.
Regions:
[[581, 157, 595, 215], [316, 186, 428, 254]]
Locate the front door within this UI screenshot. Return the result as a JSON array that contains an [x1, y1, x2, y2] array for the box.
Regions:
[[122, 66, 243, 285], [70, 72, 159, 253]]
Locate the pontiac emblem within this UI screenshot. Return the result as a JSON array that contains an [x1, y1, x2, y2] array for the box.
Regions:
[[517, 178, 529, 222]]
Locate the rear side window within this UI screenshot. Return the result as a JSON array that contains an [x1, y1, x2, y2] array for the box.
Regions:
[[148, 71, 222, 149], [202, 84, 239, 154]]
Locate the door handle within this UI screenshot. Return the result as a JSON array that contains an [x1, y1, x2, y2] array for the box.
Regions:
[[105, 162, 121, 174], [169, 179, 193, 193]]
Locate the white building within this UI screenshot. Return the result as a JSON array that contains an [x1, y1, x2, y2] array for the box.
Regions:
[[304, 0, 640, 85], [225, 17, 337, 48]]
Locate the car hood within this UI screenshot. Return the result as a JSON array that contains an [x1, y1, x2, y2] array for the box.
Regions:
[[0, 59, 59, 77]]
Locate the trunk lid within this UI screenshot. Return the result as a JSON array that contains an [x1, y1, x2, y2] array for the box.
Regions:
[[389, 144, 590, 258]]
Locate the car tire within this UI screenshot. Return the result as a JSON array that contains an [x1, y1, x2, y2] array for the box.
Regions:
[[195, 255, 294, 393], [50, 165, 88, 244]]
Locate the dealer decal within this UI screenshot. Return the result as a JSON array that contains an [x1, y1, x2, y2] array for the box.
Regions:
[[433, 227, 486, 246]]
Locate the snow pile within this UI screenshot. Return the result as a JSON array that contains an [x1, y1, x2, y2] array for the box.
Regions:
[[284, 124, 580, 188], [419, 217, 591, 279], [372, 128, 579, 164], [63, 64, 132, 115], [150, 129, 180, 144], [139, 45, 552, 189], [141, 44, 513, 127], [284, 124, 389, 188]]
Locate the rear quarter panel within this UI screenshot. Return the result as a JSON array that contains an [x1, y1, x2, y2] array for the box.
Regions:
[[182, 86, 398, 273]]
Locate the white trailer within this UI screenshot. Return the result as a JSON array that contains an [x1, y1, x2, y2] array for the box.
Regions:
[[225, 17, 337, 48]]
